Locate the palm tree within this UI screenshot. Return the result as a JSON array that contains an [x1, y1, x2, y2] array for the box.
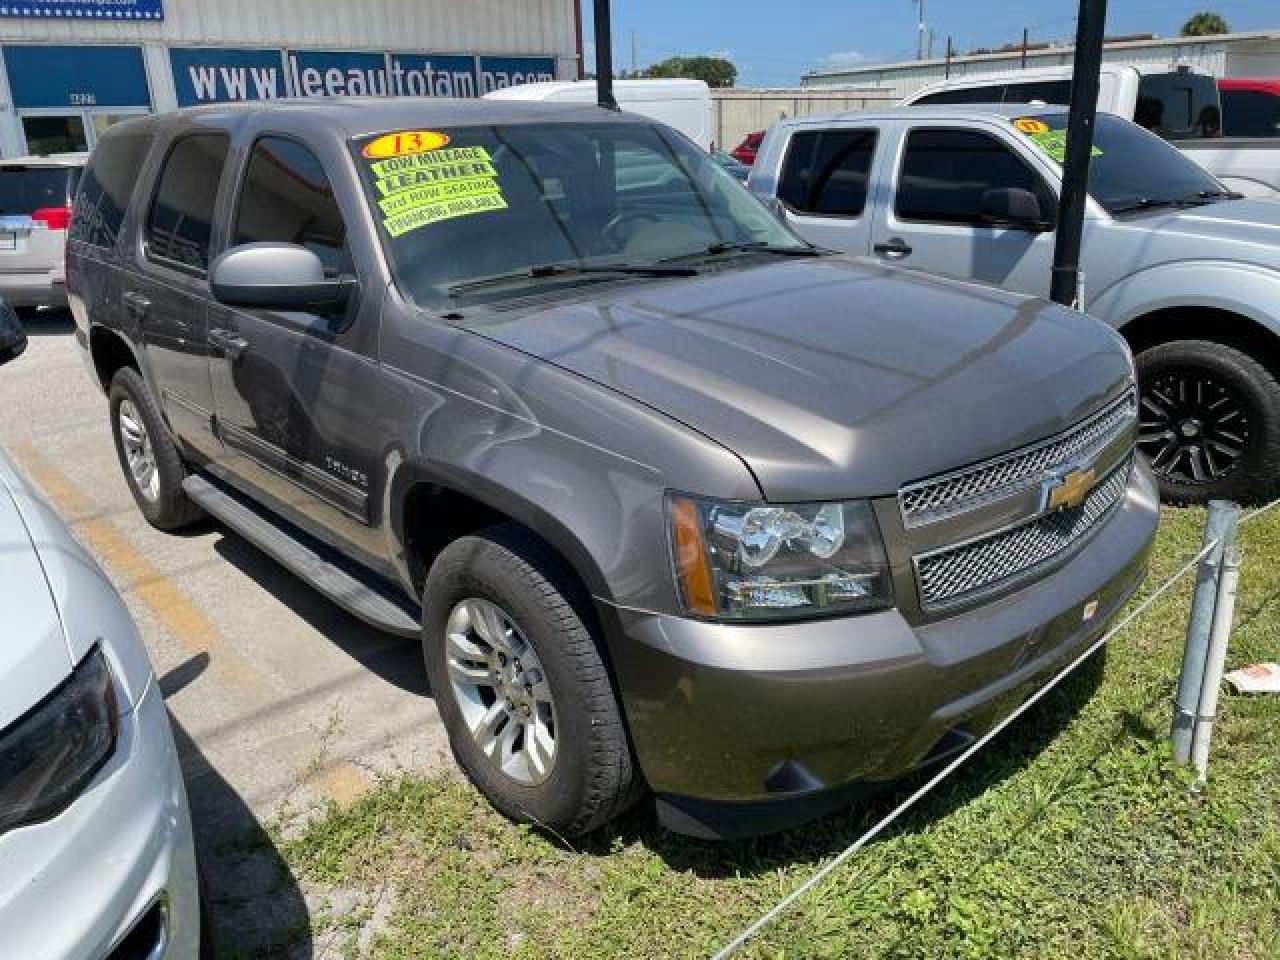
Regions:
[[1181, 11, 1230, 37]]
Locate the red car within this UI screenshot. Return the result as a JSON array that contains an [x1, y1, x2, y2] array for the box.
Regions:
[[730, 130, 764, 166], [1217, 78, 1280, 137]]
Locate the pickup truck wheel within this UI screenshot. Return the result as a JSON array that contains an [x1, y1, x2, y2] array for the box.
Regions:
[[108, 367, 204, 530], [422, 524, 639, 837], [1135, 340, 1280, 504]]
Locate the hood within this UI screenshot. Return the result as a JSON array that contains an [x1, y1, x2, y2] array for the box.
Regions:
[[0, 476, 72, 730], [1134, 197, 1280, 255], [462, 257, 1133, 501]]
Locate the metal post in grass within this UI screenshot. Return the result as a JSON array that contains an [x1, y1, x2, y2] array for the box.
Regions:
[[1191, 543, 1243, 784], [1172, 500, 1240, 764]]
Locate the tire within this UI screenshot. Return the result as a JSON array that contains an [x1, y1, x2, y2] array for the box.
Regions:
[[422, 523, 640, 837], [1135, 339, 1280, 505], [108, 367, 205, 530]]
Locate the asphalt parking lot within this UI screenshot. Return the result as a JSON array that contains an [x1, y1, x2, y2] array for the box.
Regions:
[[0, 312, 454, 957]]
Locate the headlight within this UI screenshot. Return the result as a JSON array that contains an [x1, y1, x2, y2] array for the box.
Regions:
[[668, 494, 893, 620], [0, 647, 119, 836]]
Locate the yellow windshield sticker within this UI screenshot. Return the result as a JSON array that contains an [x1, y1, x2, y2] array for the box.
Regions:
[[367, 144, 507, 237], [362, 130, 451, 160], [1013, 120, 1103, 165]]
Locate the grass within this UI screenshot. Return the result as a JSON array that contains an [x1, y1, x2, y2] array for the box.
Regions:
[[280, 506, 1280, 960]]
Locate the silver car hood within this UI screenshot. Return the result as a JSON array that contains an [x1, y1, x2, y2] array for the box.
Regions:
[[466, 257, 1134, 501], [1133, 197, 1280, 256], [0, 452, 151, 728], [0, 470, 74, 730]]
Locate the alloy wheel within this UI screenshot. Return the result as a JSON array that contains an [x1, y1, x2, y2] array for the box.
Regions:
[[118, 399, 161, 502], [444, 598, 558, 786], [1138, 371, 1250, 485]]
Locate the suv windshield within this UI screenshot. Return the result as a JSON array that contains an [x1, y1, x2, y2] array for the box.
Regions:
[[352, 122, 806, 306], [0, 166, 79, 217], [1017, 113, 1228, 216]]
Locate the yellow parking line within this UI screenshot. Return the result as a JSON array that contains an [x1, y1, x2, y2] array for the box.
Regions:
[[7, 439, 273, 701]]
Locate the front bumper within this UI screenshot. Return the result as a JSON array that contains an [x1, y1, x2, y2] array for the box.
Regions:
[[604, 464, 1159, 838], [0, 677, 200, 959]]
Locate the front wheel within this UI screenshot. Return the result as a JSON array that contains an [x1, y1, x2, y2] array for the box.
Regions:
[[1135, 339, 1280, 504], [422, 524, 640, 837]]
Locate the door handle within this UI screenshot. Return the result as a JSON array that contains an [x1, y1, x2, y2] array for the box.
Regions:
[[209, 327, 250, 360], [873, 239, 913, 259], [122, 291, 151, 319]]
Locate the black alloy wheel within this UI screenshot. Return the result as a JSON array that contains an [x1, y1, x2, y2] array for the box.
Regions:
[[1137, 370, 1249, 486]]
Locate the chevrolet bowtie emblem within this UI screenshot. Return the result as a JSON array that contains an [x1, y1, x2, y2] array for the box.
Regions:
[[1045, 465, 1097, 511]]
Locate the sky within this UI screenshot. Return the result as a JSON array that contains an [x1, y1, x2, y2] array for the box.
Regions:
[[582, 0, 1279, 87]]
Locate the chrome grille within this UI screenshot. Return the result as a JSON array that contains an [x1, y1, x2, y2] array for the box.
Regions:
[[899, 391, 1137, 527], [915, 458, 1132, 610]]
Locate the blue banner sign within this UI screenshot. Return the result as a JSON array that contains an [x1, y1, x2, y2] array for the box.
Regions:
[[170, 48, 559, 106], [478, 56, 557, 93], [171, 48, 283, 107], [0, 0, 162, 19], [5, 44, 150, 108]]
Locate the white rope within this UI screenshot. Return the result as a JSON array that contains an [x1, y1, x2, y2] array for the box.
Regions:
[[710, 535, 1222, 960], [1240, 496, 1280, 528]]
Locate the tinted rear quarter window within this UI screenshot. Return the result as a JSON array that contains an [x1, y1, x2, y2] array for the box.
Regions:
[[896, 127, 1053, 226], [1002, 79, 1071, 104], [0, 166, 78, 217], [1136, 72, 1221, 138], [72, 131, 153, 249], [778, 129, 877, 215], [914, 84, 1007, 105], [146, 134, 230, 273], [1220, 88, 1280, 137], [233, 136, 348, 273]]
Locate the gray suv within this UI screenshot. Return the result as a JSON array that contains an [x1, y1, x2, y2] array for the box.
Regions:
[[68, 99, 1157, 838]]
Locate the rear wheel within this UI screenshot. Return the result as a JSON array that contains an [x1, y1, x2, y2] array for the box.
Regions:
[[422, 524, 640, 837], [1135, 339, 1280, 504], [108, 367, 204, 530]]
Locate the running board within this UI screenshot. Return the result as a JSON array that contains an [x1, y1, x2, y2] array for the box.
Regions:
[[182, 474, 421, 638]]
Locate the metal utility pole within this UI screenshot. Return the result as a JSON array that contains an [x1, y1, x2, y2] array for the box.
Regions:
[[1049, 0, 1107, 308], [1021, 27, 1029, 68], [593, 0, 618, 109], [630, 29, 637, 77], [913, 0, 926, 60], [945, 35, 953, 77]]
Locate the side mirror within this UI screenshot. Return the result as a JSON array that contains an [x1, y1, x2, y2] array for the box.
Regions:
[[210, 243, 353, 311], [0, 299, 27, 367], [979, 187, 1052, 231]]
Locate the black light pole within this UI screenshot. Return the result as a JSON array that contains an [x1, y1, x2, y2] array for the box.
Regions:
[[1049, 0, 1107, 308], [593, 0, 619, 109]]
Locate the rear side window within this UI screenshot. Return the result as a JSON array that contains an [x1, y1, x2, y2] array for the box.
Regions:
[[72, 132, 152, 249], [895, 128, 1053, 227], [1220, 88, 1280, 137], [778, 129, 877, 216], [233, 136, 348, 274], [0, 166, 78, 217], [1003, 80, 1072, 104], [914, 84, 1006, 105], [1136, 72, 1221, 139], [146, 133, 230, 273]]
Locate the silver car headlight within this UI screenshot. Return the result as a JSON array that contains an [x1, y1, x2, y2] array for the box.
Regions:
[[668, 494, 893, 620], [0, 647, 119, 836]]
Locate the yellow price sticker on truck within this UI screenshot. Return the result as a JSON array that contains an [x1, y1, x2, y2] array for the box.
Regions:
[[362, 130, 451, 159], [1013, 119, 1103, 165], [367, 144, 507, 237]]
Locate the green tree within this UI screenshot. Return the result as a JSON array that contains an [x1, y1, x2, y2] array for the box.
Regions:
[[1181, 11, 1230, 36], [643, 55, 737, 88]]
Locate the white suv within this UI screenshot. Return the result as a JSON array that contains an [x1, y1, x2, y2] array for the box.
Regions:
[[0, 154, 86, 314]]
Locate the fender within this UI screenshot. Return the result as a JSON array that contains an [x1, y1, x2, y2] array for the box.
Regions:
[[1089, 260, 1280, 336]]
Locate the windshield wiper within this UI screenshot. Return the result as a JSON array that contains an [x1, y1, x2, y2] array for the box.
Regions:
[[446, 262, 698, 297], [1111, 189, 1244, 215], [659, 240, 825, 262]]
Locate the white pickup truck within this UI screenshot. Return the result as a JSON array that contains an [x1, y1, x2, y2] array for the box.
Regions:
[[749, 104, 1280, 505], [905, 64, 1280, 197]]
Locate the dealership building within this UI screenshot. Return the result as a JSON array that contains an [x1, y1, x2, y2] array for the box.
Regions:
[[0, 0, 582, 157]]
